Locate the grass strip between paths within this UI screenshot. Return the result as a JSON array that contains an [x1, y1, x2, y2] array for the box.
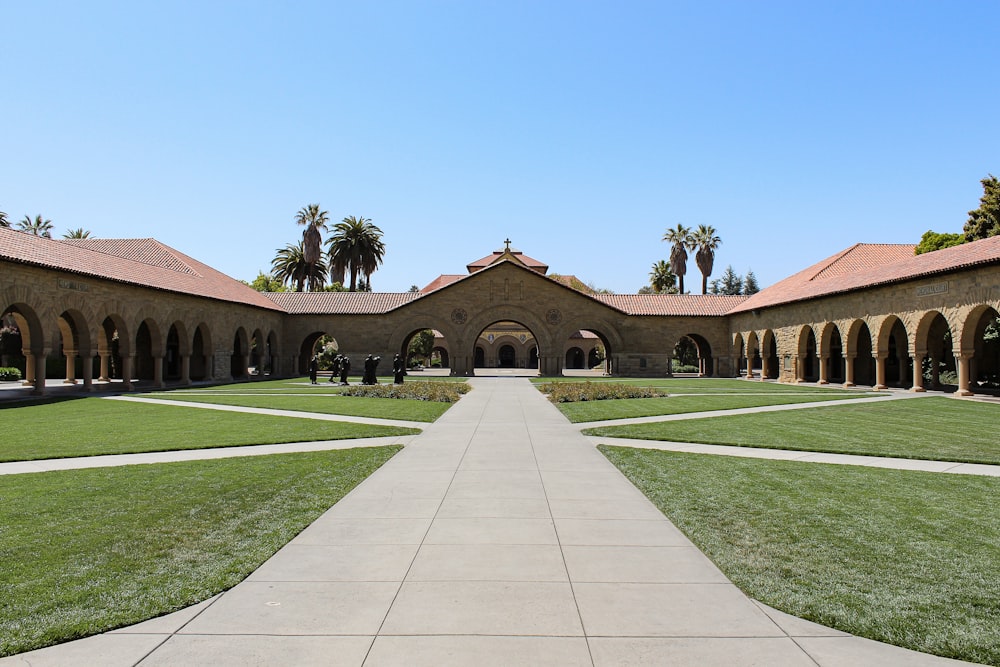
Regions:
[[143, 392, 450, 422], [0, 447, 401, 658], [0, 398, 418, 462], [586, 396, 1000, 465], [557, 392, 877, 423], [532, 377, 857, 393], [600, 446, 1000, 666]]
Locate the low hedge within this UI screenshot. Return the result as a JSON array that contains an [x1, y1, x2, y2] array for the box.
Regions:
[[539, 381, 666, 402], [340, 381, 471, 403], [0, 367, 23, 382]]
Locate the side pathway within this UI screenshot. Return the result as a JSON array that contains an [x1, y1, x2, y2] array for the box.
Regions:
[[1, 378, 979, 666]]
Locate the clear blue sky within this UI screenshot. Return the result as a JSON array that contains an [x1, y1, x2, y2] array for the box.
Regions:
[[2, 1, 997, 293]]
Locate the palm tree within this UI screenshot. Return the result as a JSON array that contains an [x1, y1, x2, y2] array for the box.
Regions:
[[295, 204, 329, 290], [63, 228, 92, 239], [271, 242, 326, 292], [326, 216, 385, 291], [18, 214, 54, 238], [692, 224, 722, 294], [0, 210, 9, 228], [648, 260, 677, 294], [662, 224, 693, 294]]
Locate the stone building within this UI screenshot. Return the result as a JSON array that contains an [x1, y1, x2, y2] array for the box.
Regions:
[[2, 227, 998, 397]]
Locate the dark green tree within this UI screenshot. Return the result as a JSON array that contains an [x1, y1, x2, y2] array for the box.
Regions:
[[915, 230, 965, 255], [245, 271, 287, 292], [662, 224, 693, 294], [62, 228, 92, 239], [743, 270, 760, 295], [0, 210, 9, 228], [271, 242, 326, 292], [963, 174, 1000, 242], [407, 329, 435, 366], [710, 265, 743, 295], [295, 204, 329, 291]]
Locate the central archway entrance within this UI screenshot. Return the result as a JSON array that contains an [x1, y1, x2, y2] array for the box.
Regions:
[[473, 320, 540, 375]]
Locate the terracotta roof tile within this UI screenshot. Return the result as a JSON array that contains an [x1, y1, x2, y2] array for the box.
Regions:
[[730, 237, 1000, 313], [594, 294, 749, 316], [1, 228, 283, 311], [467, 249, 548, 273], [420, 274, 464, 293], [265, 291, 420, 314]]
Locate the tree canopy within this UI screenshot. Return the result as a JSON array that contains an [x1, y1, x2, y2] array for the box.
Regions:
[[915, 230, 966, 255], [692, 224, 722, 294], [662, 224, 693, 294], [963, 174, 1000, 242], [326, 216, 385, 291]]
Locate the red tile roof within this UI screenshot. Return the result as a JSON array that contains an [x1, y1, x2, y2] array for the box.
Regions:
[[595, 294, 749, 316], [1, 228, 283, 311], [467, 248, 548, 274], [420, 274, 464, 293], [265, 291, 421, 314], [730, 237, 1000, 313]]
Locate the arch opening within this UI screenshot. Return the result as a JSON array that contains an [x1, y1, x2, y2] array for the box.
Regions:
[[472, 321, 540, 375]]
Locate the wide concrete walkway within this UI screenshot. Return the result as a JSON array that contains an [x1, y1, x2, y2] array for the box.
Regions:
[[2, 378, 979, 666]]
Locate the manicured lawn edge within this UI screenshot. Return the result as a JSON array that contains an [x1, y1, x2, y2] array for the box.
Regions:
[[0, 447, 401, 657], [599, 446, 1000, 666]]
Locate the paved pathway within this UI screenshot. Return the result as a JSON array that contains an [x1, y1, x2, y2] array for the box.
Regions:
[[2, 378, 982, 665]]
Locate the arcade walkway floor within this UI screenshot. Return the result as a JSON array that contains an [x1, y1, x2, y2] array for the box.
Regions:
[[0, 378, 981, 666]]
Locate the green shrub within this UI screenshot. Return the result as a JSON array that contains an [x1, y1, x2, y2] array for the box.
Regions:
[[0, 367, 22, 382], [340, 381, 471, 403], [539, 381, 665, 402], [672, 364, 700, 374]]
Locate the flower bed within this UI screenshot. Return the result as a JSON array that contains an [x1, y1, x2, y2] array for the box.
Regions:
[[340, 381, 471, 403], [539, 381, 665, 402]]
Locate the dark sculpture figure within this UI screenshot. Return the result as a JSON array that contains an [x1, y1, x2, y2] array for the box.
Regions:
[[392, 354, 405, 384], [339, 355, 351, 385], [308, 356, 318, 384], [363, 354, 380, 385], [329, 355, 340, 383]]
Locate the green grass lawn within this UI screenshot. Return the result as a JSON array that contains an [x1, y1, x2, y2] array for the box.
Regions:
[[0, 447, 400, 657], [0, 398, 419, 462], [143, 392, 451, 422], [189, 375, 469, 392], [587, 397, 1000, 465], [556, 392, 878, 423], [533, 377, 859, 393], [600, 446, 1000, 666]]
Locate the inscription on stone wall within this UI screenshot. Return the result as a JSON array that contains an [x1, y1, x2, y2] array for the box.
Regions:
[[58, 278, 89, 292], [915, 282, 948, 297]]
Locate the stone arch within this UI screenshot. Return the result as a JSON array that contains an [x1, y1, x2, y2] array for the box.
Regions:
[[191, 322, 212, 381], [913, 311, 955, 391], [249, 327, 266, 377], [875, 315, 911, 388], [134, 318, 164, 383], [843, 319, 875, 387], [760, 329, 778, 380], [232, 326, 250, 380], [265, 330, 280, 376], [818, 322, 845, 384], [391, 321, 457, 372], [796, 325, 818, 382], [1, 302, 45, 391], [671, 333, 714, 376], [732, 332, 746, 377], [744, 331, 759, 378], [565, 346, 585, 369], [164, 321, 189, 382], [960, 304, 1000, 393], [463, 305, 554, 376], [55, 308, 94, 386]]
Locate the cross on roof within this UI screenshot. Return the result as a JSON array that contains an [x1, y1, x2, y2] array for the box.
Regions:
[[504, 238, 512, 251]]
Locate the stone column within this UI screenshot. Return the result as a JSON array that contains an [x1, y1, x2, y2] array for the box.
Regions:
[[22, 350, 35, 387], [33, 352, 48, 395], [121, 355, 134, 390], [817, 354, 829, 384], [795, 355, 806, 383], [152, 355, 165, 388], [63, 350, 78, 384], [955, 352, 973, 397], [81, 354, 94, 391], [760, 354, 769, 381], [745, 354, 754, 379], [99, 354, 111, 382], [843, 354, 855, 388], [666, 354, 673, 377], [873, 353, 888, 390], [181, 354, 191, 385], [911, 352, 926, 392]]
